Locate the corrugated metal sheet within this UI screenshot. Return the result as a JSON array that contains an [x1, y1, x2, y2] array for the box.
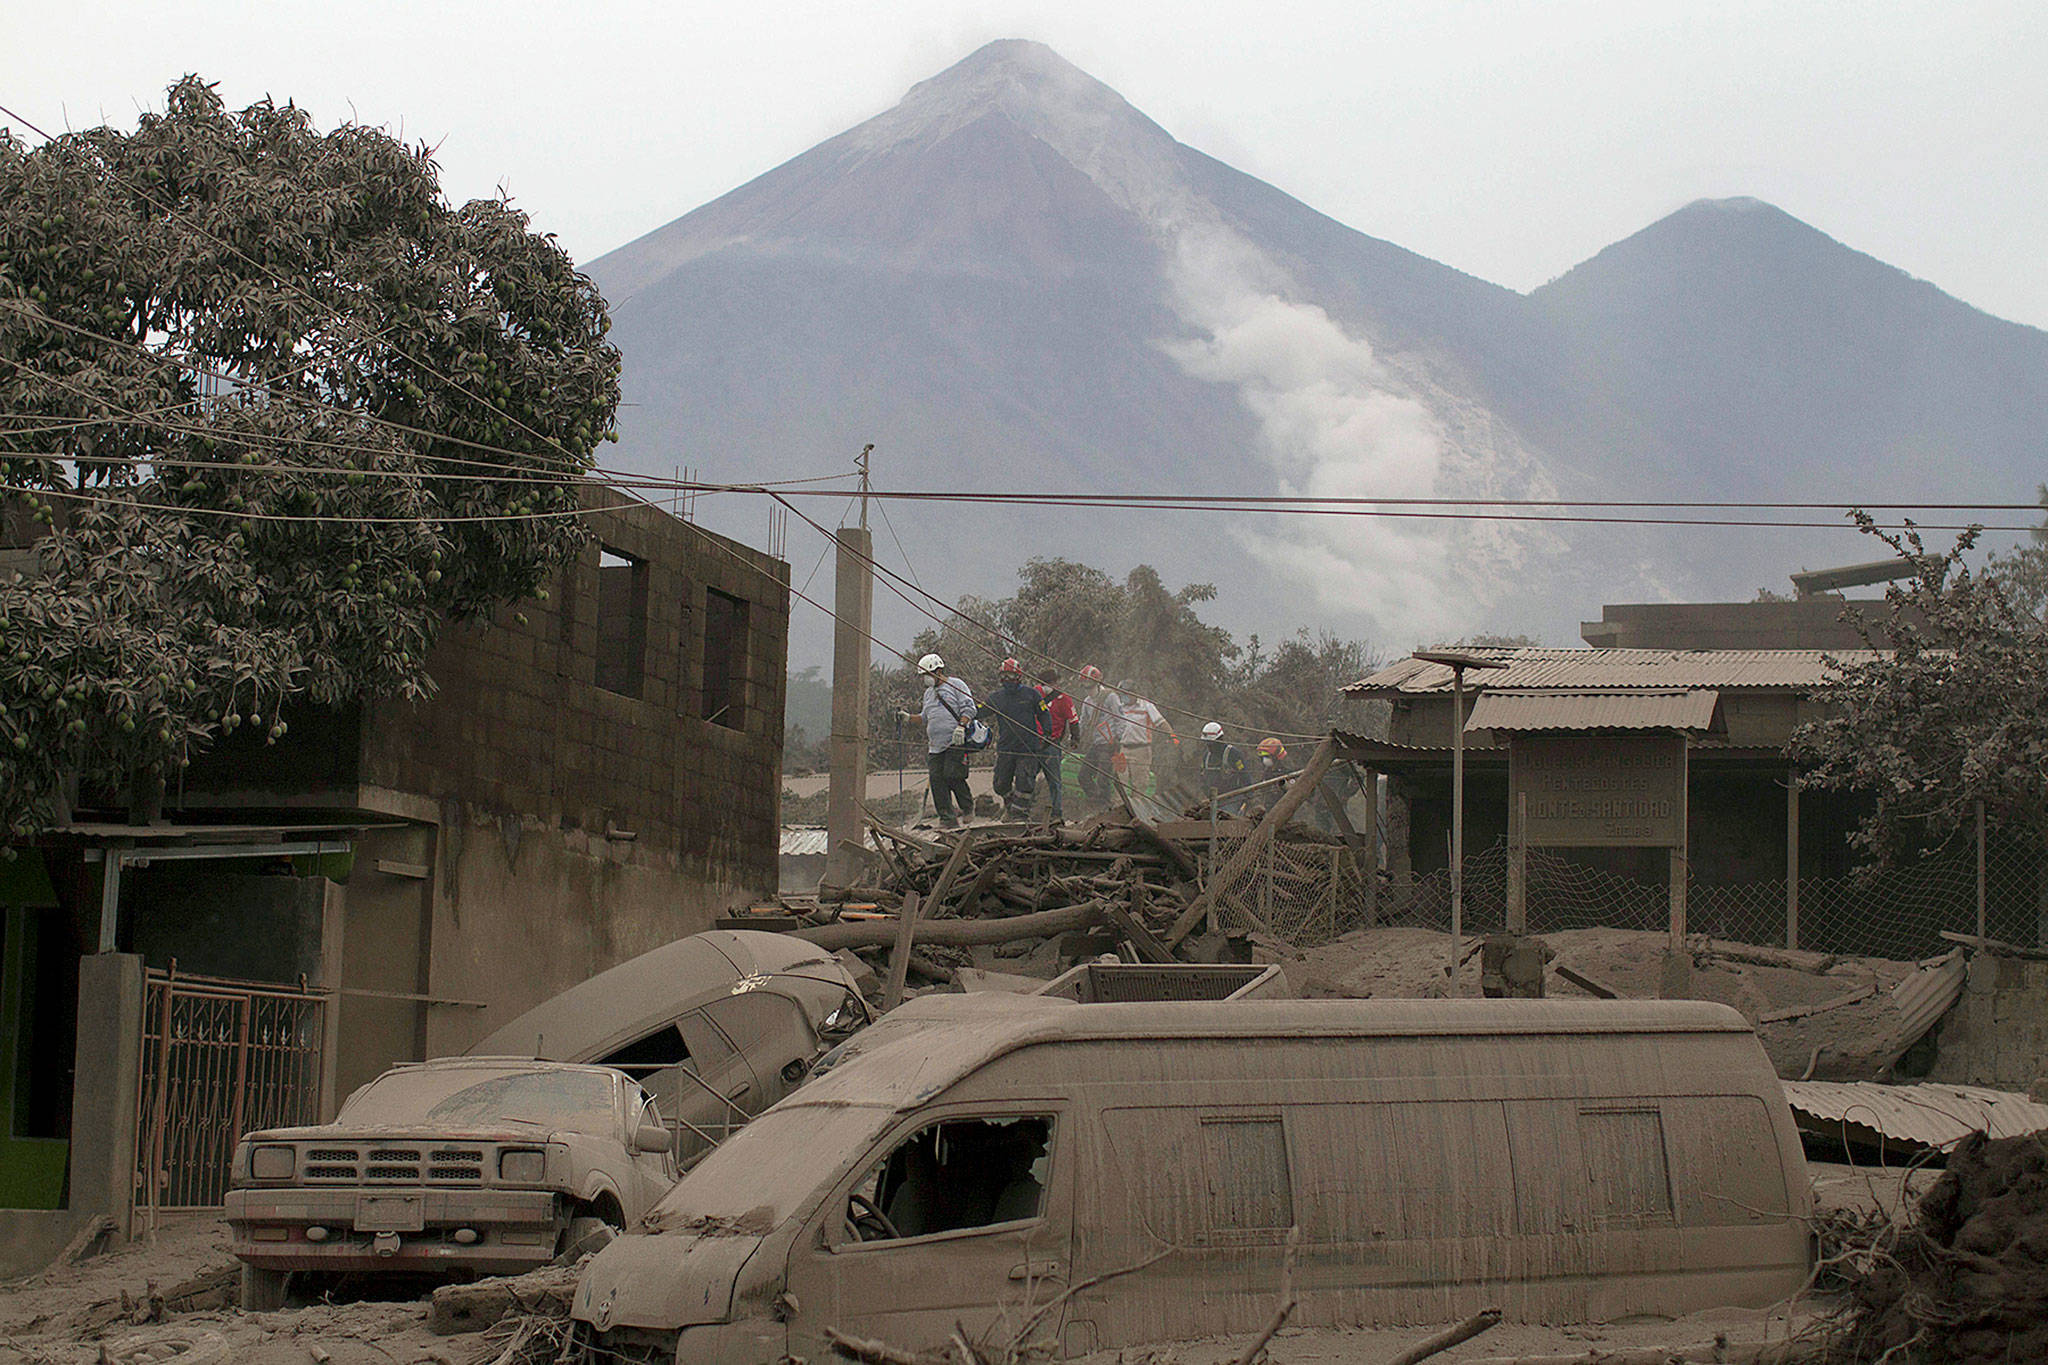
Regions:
[[1463, 689, 1721, 733], [1781, 1080, 2048, 1150], [780, 827, 883, 856], [781, 827, 832, 856], [1345, 647, 1884, 696], [1890, 949, 1970, 1047]]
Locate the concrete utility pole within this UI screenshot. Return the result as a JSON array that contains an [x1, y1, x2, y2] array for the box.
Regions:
[[823, 447, 876, 891]]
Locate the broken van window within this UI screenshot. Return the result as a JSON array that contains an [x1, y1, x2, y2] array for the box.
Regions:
[[337, 1066, 618, 1137], [847, 1116, 1053, 1243], [597, 1024, 693, 1079]]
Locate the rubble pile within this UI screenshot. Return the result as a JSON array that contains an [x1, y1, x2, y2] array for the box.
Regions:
[[1836, 1131, 2048, 1363], [805, 813, 1351, 986]]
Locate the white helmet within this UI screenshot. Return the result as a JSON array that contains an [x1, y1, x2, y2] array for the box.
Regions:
[[1201, 721, 1224, 740], [917, 652, 945, 675]]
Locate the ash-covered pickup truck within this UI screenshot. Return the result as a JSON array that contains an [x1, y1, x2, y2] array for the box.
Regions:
[[225, 1058, 676, 1308]]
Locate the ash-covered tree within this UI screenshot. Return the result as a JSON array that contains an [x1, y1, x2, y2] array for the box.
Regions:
[[1791, 514, 2048, 862], [0, 77, 620, 836]]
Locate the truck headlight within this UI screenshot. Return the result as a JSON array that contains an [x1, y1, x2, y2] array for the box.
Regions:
[[499, 1148, 546, 1183], [250, 1145, 296, 1181]]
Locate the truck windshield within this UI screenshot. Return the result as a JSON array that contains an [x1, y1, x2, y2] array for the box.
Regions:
[[339, 1066, 618, 1136], [648, 1103, 894, 1231]]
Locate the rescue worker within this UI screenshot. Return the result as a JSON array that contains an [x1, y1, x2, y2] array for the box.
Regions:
[[911, 652, 976, 828], [1198, 721, 1249, 812], [1034, 667, 1078, 822], [984, 657, 1048, 820], [1074, 665, 1123, 808], [1117, 680, 1178, 800], [1255, 737, 1292, 781]]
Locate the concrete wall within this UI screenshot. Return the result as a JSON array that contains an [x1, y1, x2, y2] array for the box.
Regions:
[[357, 487, 787, 899], [0, 952, 144, 1276], [1926, 955, 2048, 1094], [418, 808, 740, 1058]]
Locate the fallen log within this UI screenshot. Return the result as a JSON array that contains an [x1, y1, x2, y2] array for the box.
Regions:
[[1553, 964, 1620, 999], [1386, 1308, 1503, 1365], [882, 892, 924, 1012], [795, 902, 1104, 952], [1462, 1339, 1818, 1365], [1698, 939, 1840, 975], [427, 1263, 580, 1335], [1758, 982, 1876, 1023], [1938, 929, 2048, 962]]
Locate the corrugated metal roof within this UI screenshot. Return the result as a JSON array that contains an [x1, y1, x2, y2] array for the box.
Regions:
[[1781, 1080, 2048, 1150], [1345, 647, 1884, 696], [1463, 689, 1721, 733]]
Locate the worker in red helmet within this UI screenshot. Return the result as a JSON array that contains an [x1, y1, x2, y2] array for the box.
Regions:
[[1033, 667, 1078, 823], [985, 657, 1049, 820]]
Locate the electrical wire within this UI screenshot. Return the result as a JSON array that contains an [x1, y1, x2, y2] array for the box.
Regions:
[[6, 302, 2036, 530], [0, 99, 597, 476], [769, 491, 1336, 746]]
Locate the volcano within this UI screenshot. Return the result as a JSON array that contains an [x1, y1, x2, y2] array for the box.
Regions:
[[587, 40, 2048, 661]]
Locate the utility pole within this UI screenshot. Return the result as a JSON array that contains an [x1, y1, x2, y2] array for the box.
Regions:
[[823, 446, 876, 891], [1411, 650, 1506, 994]]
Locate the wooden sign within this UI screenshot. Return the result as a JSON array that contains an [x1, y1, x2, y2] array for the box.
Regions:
[[1510, 734, 1686, 847]]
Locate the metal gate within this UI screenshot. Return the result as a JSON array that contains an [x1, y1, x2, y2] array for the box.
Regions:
[[135, 965, 326, 1220]]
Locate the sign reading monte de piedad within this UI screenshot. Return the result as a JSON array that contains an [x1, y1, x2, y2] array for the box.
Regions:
[[1510, 734, 1686, 847]]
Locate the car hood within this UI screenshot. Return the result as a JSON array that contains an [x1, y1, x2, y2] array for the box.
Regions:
[[573, 1218, 775, 1330], [243, 1123, 573, 1144]]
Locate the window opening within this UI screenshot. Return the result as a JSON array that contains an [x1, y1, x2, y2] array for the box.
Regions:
[[1200, 1116, 1293, 1230], [596, 1024, 691, 1080], [596, 548, 649, 698], [701, 588, 747, 729], [846, 1116, 1052, 1243]]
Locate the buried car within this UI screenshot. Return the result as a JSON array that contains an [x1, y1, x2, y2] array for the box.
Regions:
[[225, 1058, 675, 1309], [468, 930, 867, 1166]]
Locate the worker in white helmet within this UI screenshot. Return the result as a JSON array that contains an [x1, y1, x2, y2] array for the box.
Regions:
[[911, 652, 977, 827], [1198, 721, 1248, 813]]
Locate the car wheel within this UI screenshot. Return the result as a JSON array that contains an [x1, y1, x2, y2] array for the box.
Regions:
[[557, 1214, 618, 1264], [238, 1264, 291, 1312]]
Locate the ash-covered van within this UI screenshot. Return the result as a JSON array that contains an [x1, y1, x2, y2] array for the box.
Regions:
[[570, 995, 1811, 1363]]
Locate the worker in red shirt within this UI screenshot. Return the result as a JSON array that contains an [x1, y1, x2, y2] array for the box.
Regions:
[[1035, 667, 1079, 823]]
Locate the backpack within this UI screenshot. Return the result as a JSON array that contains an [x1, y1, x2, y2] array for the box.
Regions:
[[934, 684, 991, 752]]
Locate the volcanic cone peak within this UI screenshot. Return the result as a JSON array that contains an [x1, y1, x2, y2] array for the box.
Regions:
[[840, 39, 1192, 227]]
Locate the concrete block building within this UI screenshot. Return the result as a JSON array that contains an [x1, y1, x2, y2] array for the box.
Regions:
[[0, 484, 790, 1269]]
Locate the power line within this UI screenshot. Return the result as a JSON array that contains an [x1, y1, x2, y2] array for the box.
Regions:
[[7, 302, 2039, 531], [768, 491, 1334, 744], [0, 99, 597, 474]]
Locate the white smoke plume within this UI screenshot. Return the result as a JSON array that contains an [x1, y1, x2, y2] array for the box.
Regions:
[[859, 41, 1562, 642]]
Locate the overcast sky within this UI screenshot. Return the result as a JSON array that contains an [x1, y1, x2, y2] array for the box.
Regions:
[[6, 1, 2044, 329]]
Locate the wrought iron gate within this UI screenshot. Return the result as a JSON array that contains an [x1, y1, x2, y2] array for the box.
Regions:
[[135, 965, 326, 1220]]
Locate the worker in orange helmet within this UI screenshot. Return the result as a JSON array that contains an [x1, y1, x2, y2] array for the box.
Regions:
[[1255, 737, 1291, 781]]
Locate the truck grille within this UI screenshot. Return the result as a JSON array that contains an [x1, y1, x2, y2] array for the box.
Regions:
[[296, 1142, 493, 1183]]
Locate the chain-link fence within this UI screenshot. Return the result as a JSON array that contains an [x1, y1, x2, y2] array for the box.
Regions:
[[1203, 833, 1371, 947], [1363, 837, 2046, 961], [1195, 801, 2046, 960]]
